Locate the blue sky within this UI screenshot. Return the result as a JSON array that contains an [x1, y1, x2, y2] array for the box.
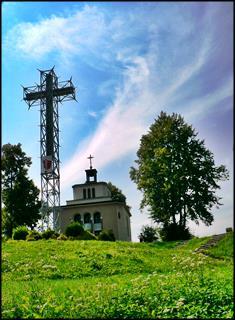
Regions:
[[2, 2, 233, 241]]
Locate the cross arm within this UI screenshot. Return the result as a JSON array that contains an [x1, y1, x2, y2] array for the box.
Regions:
[[24, 86, 75, 102], [24, 90, 46, 101]]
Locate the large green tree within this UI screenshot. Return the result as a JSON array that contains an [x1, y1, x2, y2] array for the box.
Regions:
[[2, 143, 41, 237], [130, 112, 229, 230], [107, 182, 127, 203]]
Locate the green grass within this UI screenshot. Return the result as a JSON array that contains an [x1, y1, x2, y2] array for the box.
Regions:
[[206, 232, 234, 260], [2, 236, 233, 319]]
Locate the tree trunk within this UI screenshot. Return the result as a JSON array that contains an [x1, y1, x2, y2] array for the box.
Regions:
[[183, 204, 186, 229], [179, 211, 182, 226]]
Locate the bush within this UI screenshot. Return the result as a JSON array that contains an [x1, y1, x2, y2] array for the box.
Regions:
[[26, 230, 42, 241], [42, 229, 57, 240], [12, 226, 29, 240], [65, 222, 84, 237], [51, 233, 59, 239], [98, 229, 115, 241], [57, 234, 68, 240], [79, 230, 97, 240], [159, 223, 192, 241], [66, 231, 97, 241], [26, 234, 36, 241], [138, 225, 159, 242]]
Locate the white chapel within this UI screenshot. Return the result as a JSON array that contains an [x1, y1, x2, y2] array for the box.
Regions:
[[58, 156, 132, 241]]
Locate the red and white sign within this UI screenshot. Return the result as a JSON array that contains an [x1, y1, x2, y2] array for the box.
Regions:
[[42, 156, 53, 173]]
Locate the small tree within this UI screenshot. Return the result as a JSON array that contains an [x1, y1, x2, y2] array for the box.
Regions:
[[130, 112, 229, 239], [139, 225, 159, 242], [2, 143, 41, 237]]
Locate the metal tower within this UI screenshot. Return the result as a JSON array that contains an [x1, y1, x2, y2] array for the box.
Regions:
[[23, 67, 76, 230]]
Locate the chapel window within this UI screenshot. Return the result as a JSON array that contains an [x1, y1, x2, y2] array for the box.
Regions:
[[74, 213, 82, 223], [94, 212, 101, 224], [88, 188, 91, 199], [83, 189, 87, 199], [92, 188, 96, 198], [84, 212, 91, 224]]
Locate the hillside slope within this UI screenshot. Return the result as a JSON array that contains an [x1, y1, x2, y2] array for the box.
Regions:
[[206, 232, 233, 259], [2, 234, 233, 319]]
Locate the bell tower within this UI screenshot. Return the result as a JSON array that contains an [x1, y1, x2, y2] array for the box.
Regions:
[[85, 154, 97, 183]]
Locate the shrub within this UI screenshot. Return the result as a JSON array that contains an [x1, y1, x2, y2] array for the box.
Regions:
[[79, 230, 97, 240], [42, 229, 56, 240], [159, 223, 192, 241], [66, 231, 97, 241], [98, 229, 115, 241], [12, 226, 29, 240], [57, 234, 68, 240], [65, 222, 84, 237], [138, 225, 159, 242], [27, 230, 42, 241], [26, 234, 36, 241], [51, 233, 59, 239]]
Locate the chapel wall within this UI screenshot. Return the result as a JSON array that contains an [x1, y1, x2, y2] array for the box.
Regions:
[[59, 203, 120, 240], [73, 183, 111, 200], [116, 205, 132, 241]]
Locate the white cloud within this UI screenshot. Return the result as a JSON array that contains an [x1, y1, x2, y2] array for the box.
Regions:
[[5, 4, 232, 240], [60, 44, 211, 189], [183, 77, 233, 122], [4, 5, 107, 60], [98, 79, 118, 97], [88, 111, 98, 118]]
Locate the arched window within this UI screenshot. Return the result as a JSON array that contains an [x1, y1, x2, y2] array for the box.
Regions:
[[94, 212, 101, 224], [74, 213, 81, 223], [93, 212, 102, 234], [84, 212, 91, 224]]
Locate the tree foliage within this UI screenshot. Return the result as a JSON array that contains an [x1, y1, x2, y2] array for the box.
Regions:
[[98, 229, 115, 241], [130, 112, 229, 231], [107, 182, 127, 203], [2, 143, 41, 237], [65, 222, 84, 237], [139, 225, 159, 242], [159, 223, 192, 241], [12, 226, 29, 240]]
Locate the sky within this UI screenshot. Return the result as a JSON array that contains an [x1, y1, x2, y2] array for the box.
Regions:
[[2, 1, 233, 241]]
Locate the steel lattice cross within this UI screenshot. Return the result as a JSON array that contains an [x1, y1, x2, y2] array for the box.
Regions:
[[23, 67, 77, 231]]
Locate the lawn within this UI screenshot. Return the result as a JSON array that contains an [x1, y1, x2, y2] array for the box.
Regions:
[[2, 233, 233, 318]]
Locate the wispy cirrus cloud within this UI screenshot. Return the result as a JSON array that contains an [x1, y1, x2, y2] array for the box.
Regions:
[[60, 47, 214, 188], [5, 3, 232, 191], [3, 3, 233, 240], [88, 111, 98, 118], [4, 5, 106, 60]]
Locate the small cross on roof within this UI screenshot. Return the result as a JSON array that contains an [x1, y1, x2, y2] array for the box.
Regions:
[[87, 154, 94, 169]]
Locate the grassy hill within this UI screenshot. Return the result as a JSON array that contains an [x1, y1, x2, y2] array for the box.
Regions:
[[2, 233, 233, 319]]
